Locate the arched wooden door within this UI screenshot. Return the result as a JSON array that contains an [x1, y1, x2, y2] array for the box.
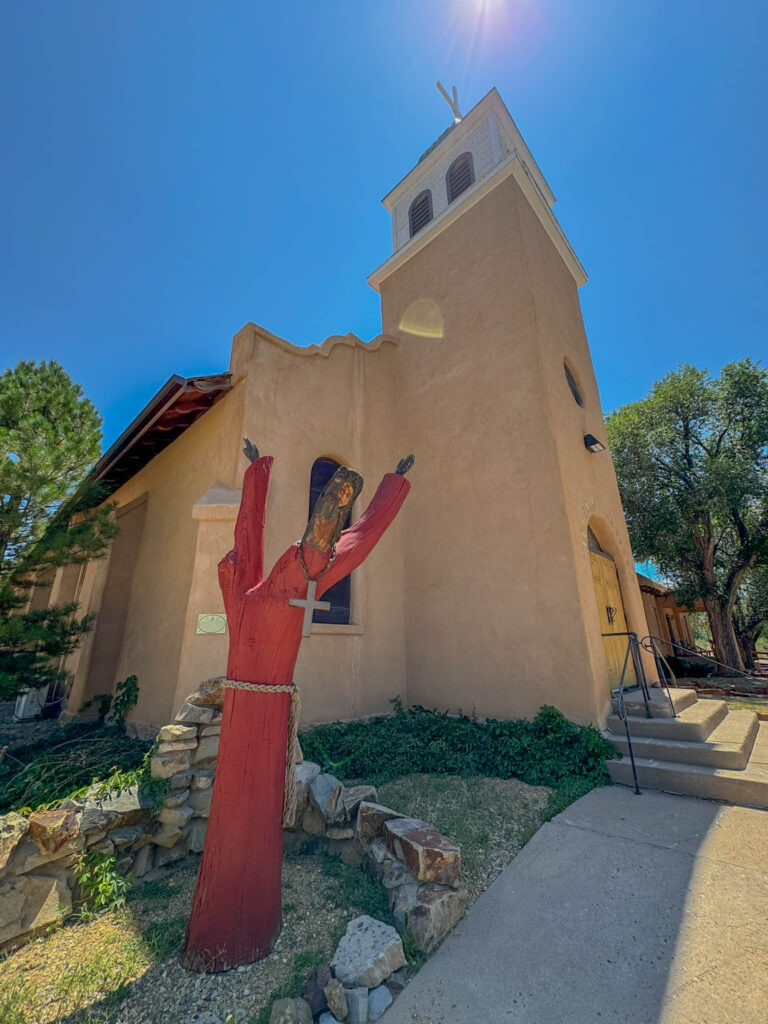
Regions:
[[589, 530, 636, 690]]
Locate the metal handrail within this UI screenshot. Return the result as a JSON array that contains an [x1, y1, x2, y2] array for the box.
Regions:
[[640, 635, 678, 716], [642, 634, 766, 683], [610, 635, 642, 795]]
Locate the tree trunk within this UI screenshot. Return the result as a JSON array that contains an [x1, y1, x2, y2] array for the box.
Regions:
[[704, 597, 745, 676], [735, 629, 756, 671]]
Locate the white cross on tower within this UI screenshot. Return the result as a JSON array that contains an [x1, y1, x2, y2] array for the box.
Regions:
[[290, 579, 331, 637]]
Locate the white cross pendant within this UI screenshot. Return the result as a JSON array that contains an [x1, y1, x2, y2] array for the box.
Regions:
[[290, 579, 331, 637]]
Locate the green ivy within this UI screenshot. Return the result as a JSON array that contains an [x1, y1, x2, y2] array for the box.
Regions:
[[300, 701, 616, 791], [74, 851, 129, 915]]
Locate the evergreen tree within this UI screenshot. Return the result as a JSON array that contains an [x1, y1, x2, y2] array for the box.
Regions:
[[605, 360, 768, 674], [0, 360, 117, 700]]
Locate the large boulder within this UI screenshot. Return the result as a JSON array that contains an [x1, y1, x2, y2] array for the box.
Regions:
[[342, 785, 378, 819], [295, 762, 321, 815], [27, 808, 80, 855], [364, 836, 394, 881], [192, 735, 220, 765], [383, 818, 462, 887], [381, 863, 420, 931], [109, 826, 142, 849], [331, 915, 406, 988], [0, 813, 29, 870], [175, 703, 214, 725], [131, 844, 154, 878], [191, 770, 215, 791], [190, 788, 212, 818], [406, 884, 468, 952], [185, 677, 227, 709], [343, 987, 368, 1024], [309, 773, 345, 825], [151, 824, 183, 848], [158, 723, 197, 743], [323, 977, 348, 1021], [355, 803, 404, 846], [367, 984, 393, 1021], [0, 811, 28, 868], [186, 820, 208, 854], [0, 874, 71, 946], [79, 786, 155, 833], [157, 739, 197, 754], [158, 805, 193, 828], [150, 750, 192, 780], [269, 999, 313, 1024], [302, 963, 331, 1016]]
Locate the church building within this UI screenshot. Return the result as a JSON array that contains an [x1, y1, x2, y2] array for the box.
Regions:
[[54, 88, 651, 731]]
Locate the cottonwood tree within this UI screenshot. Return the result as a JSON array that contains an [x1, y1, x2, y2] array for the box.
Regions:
[[733, 565, 768, 670], [605, 360, 768, 674], [0, 360, 116, 700]]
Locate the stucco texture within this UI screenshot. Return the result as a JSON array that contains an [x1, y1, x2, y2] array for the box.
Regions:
[[61, 161, 648, 732]]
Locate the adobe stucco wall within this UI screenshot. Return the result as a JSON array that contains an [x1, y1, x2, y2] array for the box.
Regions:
[[66, 386, 246, 726], [66, 327, 408, 730], [63, 136, 648, 733], [513, 179, 655, 717], [379, 173, 649, 727]]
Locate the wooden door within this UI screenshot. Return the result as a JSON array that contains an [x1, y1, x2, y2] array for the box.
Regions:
[[590, 550, 635, 689]]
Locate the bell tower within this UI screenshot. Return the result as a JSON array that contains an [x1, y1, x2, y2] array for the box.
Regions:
[[367, 88, 651, 727]]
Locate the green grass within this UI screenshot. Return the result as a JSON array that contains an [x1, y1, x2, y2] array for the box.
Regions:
[[0, 903, 188, 1024], [0, 723, 152, 815], [699, 694, 768, 714], [0, 975, 32, 1024], [378, 773, 553, 897]]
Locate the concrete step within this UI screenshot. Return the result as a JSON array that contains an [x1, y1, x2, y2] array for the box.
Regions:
[[618, 686, 697, 719], [604, 710, 759, 770], [606, 699, 728, 742], [607, 722, 768, 808]]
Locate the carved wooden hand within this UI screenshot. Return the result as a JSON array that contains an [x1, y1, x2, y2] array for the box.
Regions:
[[242, 437, 260, 463], [396, 454, 415, 476]]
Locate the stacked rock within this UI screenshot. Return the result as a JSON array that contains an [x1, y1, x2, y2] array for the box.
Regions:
[[271, 915, 409, 1024], [0, 677, 468, 957]]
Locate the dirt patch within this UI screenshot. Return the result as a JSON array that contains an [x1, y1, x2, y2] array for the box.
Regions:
[[0, 774, 552, 1023]]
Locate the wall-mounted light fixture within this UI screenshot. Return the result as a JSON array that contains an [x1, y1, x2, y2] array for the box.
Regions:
[[584, 434, 606, 454]]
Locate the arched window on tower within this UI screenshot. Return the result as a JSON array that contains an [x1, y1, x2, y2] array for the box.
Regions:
[[307, 457, 353, 624], [446, 152, 475, 203], [409, 190, 433, 237]]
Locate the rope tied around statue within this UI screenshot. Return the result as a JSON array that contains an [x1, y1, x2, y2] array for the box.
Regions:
[[201, 677, 302, 827]]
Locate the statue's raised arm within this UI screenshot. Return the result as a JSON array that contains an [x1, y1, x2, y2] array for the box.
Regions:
[[219, 438, 273, 604]]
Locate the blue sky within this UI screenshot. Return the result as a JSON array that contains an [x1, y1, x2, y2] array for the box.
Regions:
[[1, 1, 766, 449]]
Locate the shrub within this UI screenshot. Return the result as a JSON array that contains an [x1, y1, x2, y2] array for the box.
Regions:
[[300, 701, 616, 791], [74, 850, 129, 914], [0, 723, 153, 814]]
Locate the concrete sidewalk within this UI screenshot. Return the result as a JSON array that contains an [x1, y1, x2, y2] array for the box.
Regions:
[[383, 786, 768, 1024]]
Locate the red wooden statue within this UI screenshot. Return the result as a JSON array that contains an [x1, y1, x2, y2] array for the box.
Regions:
[[182, 440, 413, 971]]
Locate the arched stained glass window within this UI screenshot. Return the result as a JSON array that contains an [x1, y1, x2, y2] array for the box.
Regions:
[[308, 457, 353, 624]]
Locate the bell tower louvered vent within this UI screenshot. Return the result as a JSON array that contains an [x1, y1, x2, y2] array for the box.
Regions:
[[408, 190, 433, 237], [446, 152, 475, 203]]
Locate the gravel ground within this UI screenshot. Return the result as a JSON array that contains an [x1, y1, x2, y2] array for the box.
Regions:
[[1, 774, 552, 1023]]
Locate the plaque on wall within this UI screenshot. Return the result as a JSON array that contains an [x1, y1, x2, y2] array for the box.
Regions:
[[196, 613, 227, 635]]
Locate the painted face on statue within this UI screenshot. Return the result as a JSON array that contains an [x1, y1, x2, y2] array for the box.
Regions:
[[303, 468, 363, 552]]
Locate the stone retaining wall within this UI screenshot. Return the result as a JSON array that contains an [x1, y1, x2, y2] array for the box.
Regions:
[[0, 682, 467, 955]]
